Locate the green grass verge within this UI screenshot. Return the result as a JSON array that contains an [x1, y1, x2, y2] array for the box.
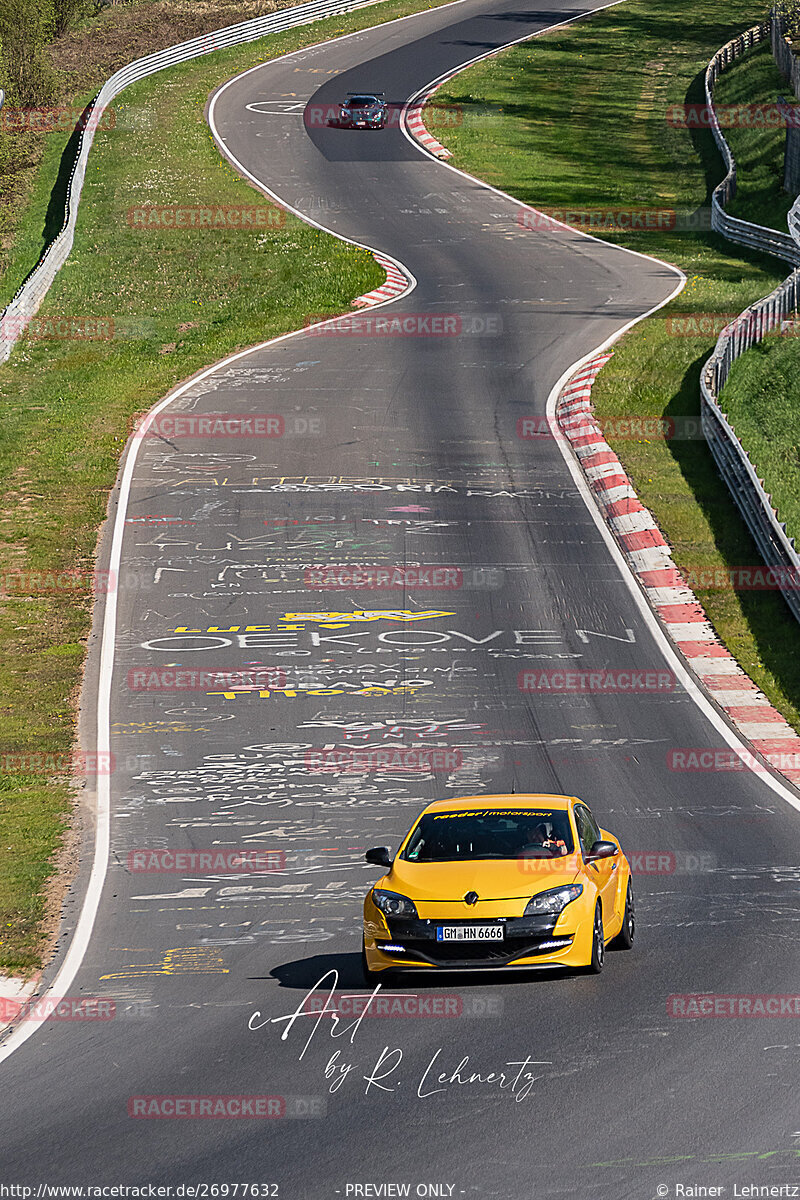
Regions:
[[0, 0, 308, 294], [428, 0, 800, 734], [0, 0, 457, 975], [719, 331, 800, 548], [0, 83, 102, 311]]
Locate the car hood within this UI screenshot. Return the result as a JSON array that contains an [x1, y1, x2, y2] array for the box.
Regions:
[[383, 856, 582, 902]]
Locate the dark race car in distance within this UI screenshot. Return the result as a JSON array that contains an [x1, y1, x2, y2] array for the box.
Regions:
[[335, 93, 387, 129]]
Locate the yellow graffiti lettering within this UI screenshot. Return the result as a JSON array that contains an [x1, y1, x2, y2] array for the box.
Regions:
[[100, 947, 228, 980], [280, 610, 455, 625]]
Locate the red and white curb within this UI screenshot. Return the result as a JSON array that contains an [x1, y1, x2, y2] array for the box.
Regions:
[[352, 253, 410, 307], [404, 101, 453, 159], [557, 352, 800, 790]]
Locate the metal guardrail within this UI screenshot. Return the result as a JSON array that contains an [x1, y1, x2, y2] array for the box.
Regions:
[[4, 1, 799, 620], [700, 23, 800, 624], [705, 22, 800, 266], [0, 0, 388, 363], [700, 272, 800, 623], [771, 10, 800, 101]]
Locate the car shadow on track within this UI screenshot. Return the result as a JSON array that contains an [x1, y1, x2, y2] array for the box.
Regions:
[[266, 953, 579, 991]]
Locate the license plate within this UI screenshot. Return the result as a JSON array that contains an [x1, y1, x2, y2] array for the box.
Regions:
[[436, 925, 504, 942]]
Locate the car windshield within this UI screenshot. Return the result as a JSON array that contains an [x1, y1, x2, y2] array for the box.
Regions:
[[347, 96, 378, 107], [402, 809, 575, 862]]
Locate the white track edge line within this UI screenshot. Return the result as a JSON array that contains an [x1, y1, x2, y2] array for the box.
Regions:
[[0, 0, 475, 1061], [0, 294, 422, 1066], [2, 0, 790, 1068], [398, 5, 800, 812], [546, 345, 800, 815], [398, 0, 694, 270]]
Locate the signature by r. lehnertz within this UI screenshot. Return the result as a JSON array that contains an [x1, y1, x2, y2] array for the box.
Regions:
[[248, 969, 550, 1102]]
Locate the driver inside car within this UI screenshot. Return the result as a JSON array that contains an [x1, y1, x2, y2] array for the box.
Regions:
[[519, 821, 568, 856]]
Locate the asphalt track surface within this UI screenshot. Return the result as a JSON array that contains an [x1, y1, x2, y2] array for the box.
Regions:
[[2, 0, 800, 1195]]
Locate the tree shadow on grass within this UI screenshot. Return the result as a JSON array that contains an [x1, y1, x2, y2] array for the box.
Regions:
[[15, 101, 94, 295], [685, 67, 727, 208]]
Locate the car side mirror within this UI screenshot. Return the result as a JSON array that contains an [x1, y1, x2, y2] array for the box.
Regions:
[[586, 839, 618, 861], [365, 846, 393, 868]]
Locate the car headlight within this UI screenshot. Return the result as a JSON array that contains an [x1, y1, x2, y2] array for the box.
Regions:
[[372, 889, 418, 919], [340, 109, 348, 118], [523, 884, 583, 916]]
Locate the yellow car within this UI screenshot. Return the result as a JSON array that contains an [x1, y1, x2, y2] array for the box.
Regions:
[[362, 794, 634, 978]]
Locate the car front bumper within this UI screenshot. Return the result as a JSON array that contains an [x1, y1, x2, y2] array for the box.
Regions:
[[363, 906, 595, 972]]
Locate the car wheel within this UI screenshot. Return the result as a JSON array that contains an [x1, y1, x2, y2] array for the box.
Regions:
[[610, 881, 635, 951], [586, 902, 605, 974]]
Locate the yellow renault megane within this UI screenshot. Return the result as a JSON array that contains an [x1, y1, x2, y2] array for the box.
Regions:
[[362, 794, 634, 978]]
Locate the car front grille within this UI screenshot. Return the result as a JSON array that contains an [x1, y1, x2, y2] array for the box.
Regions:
[[381, 916, 572, 967]]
